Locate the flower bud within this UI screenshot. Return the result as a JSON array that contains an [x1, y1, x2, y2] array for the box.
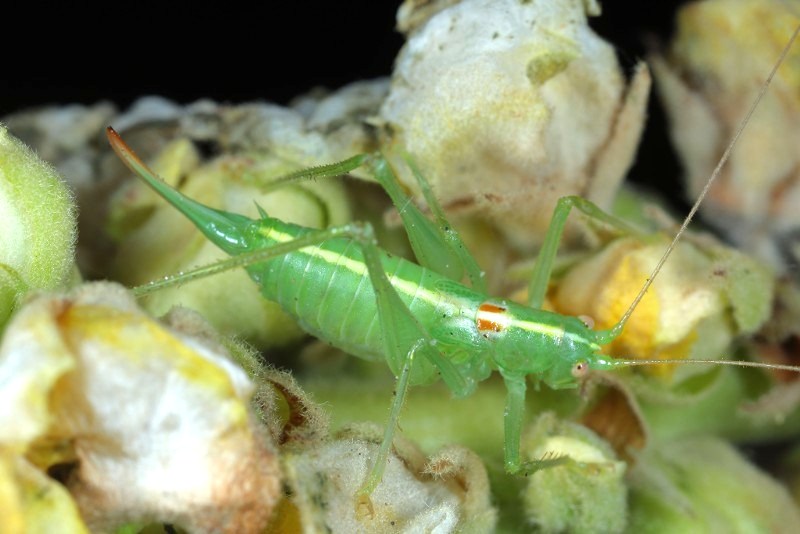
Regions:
[[0, 125, 76, 328], [522, 412, 627, 532], [629, 437, 800, 530]]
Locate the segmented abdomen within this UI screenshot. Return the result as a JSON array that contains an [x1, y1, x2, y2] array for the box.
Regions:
[[248, 220, 452, 361]]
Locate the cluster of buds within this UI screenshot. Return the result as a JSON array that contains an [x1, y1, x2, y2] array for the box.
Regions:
[[3, 0, 800, 531]]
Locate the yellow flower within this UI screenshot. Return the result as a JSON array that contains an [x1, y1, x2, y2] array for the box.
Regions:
[[551, 234, 773, 380]]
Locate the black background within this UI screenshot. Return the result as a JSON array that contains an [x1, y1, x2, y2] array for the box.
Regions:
[[2, 1, 687, 199], [2, 2, 683, 111]]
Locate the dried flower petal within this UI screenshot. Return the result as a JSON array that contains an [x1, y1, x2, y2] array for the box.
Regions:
[[281, 423, 496, 533], [652, 0, 800, 269], [381, 0, 650, 249], [0, 282, 280, 533]]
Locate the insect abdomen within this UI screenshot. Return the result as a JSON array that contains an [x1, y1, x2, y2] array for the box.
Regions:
[[249, 220, 452, 361]]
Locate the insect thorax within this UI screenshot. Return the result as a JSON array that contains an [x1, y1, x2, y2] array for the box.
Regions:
[[479, 301, 601, 388]]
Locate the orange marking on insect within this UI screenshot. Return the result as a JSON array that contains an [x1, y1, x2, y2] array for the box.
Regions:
[[476, 302, 510, 334], [479, 303, 506, 314]]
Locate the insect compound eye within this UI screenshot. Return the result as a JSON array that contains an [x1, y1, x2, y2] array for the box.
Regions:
[[577, 314, 595, 329], [571, 361, 589, 378]]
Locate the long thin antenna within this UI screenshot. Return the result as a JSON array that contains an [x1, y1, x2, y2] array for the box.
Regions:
[[607, 24, 800, 340], [610, 358, 800, 374]]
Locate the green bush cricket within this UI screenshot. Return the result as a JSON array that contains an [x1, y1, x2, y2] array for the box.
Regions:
[[106, 22, 800, 506]]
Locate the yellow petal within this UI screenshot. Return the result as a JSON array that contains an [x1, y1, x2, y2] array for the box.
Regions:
[[0, 449, 89, 534]]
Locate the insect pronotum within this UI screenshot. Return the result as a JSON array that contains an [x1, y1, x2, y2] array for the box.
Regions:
[[107, 21, 800, 504]]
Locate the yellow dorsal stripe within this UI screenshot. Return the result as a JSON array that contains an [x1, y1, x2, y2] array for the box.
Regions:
[[264, 226, 598, 349]]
